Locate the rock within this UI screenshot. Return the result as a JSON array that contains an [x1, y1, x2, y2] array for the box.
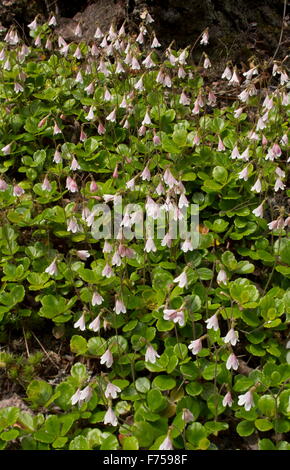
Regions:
[[0, 0, 288, 64], [56, 0, 126, 42], [0, 393, 33, 414]]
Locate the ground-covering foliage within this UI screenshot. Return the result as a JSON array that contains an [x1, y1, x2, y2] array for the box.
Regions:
[[0, 13, 289, 451]]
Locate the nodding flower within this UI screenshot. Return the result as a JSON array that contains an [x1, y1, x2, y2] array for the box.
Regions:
[[145, 345, 160, 364], [205, 314, 219, 332], [238, 390, 255, 411], [100, 349, 113, 368], [226, 353, 239, 371], [159, 435, 173, 451], [104, 407, 118, 426]]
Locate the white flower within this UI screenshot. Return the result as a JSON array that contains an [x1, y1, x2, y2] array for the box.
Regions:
[[45, 258, 58, 276], [102, 263, 114, 278], [145, 237, 157, 253], [134, 76, 144, 91], [231, 146, 240, 159], [234, 107, 243, 118], [188, 338, 202, 355], [85, 106, 95, 121], [238, 89, 249, 102], [53, 149, 62, 164], [145, 345, 160, 364], [217, 137, 225, 151], [276, 167, 285, 179], [126, 177, 136, 190], [163, 309, 185, 327], [74, 23, 82, 37], [274, 178, 285, 192], [223, 392, 233, 407], [226, 353, 239, 371], [103, 241, 113, 253], [173, 271, 187, 288], [48, 16, 57, 26], [238, 166, 249, 181], [161, 232, 172, 248], [178, 66, 186, 78], [200, 29, 209, 45], [76, 250, 90, 260], [142, 53, 155, 68], [179, 91, 190, 106], [203, 56, 211, 69], [217, 269, 227, 284], [71, 389, 82, 406], [79, 386, 92, 403], [251, 178, 262, 193], [104, 407, 118, 426], [88, 315, 101, 332], [205, 314, 219, 331], [66, 177, 78, 193], [159, 436, 173, 450], [67, 217, 81, 234], [106, 108, 116, 122], [229, 68, 240, 85], [105, 383, 121, 399], [142, 110, 151, 126], [224, 328, 239, 346], [252, 203, 264, 218], [100, 349, 113, 368], [141, 166, 151, 181], [92, 291, 104, 306], [181, 238, 193, 252], [114, 298, 126, 314], [42, 176, 52, 191], [238, 390, 254, 411], [28, 18, 38, 31], [1, 143, 12, 155], [0, 179, 8, 191], [182, 409, 194, 423], [222, 66, 232, 80], [240, 147, 250, 161], [151, 36, 161, 48], [178, 194, 189, 209], [13, 185, 25, 197], [256, 117, 266, 131], [74, 313, 86, 331]]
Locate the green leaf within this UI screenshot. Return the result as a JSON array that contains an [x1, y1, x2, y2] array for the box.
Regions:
[[180, 363, 199, 380], [258, 438, 276, 450], [222, 251, 238, 270], [186, 422, 207, 446], [69, 435, 90, 450], [84, 137, 100, 154], [152, 375, 176, 391], [27, 380, 53, 406], [236, 420, 255, 436], [258, 395, 276, 418], [70, 335, 87, 355], [172, 128, 188, 147], [87, 337, 107, 356], [161, 135, 181, 154], [122, 436, 139, 450], [100, 434, 119, 450], [135, 377, 151, 393], [212, 219, 229, 232], [212, 166, 228, 185], [0, 429, 19, 441], [186, 382, 203, 396], [255, 419, 273, 432], [147, 389, 167, 412], [71, 363, 88, 385]]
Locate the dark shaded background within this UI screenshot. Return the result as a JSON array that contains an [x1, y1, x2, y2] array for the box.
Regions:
[[0, 0, 289, 62]]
